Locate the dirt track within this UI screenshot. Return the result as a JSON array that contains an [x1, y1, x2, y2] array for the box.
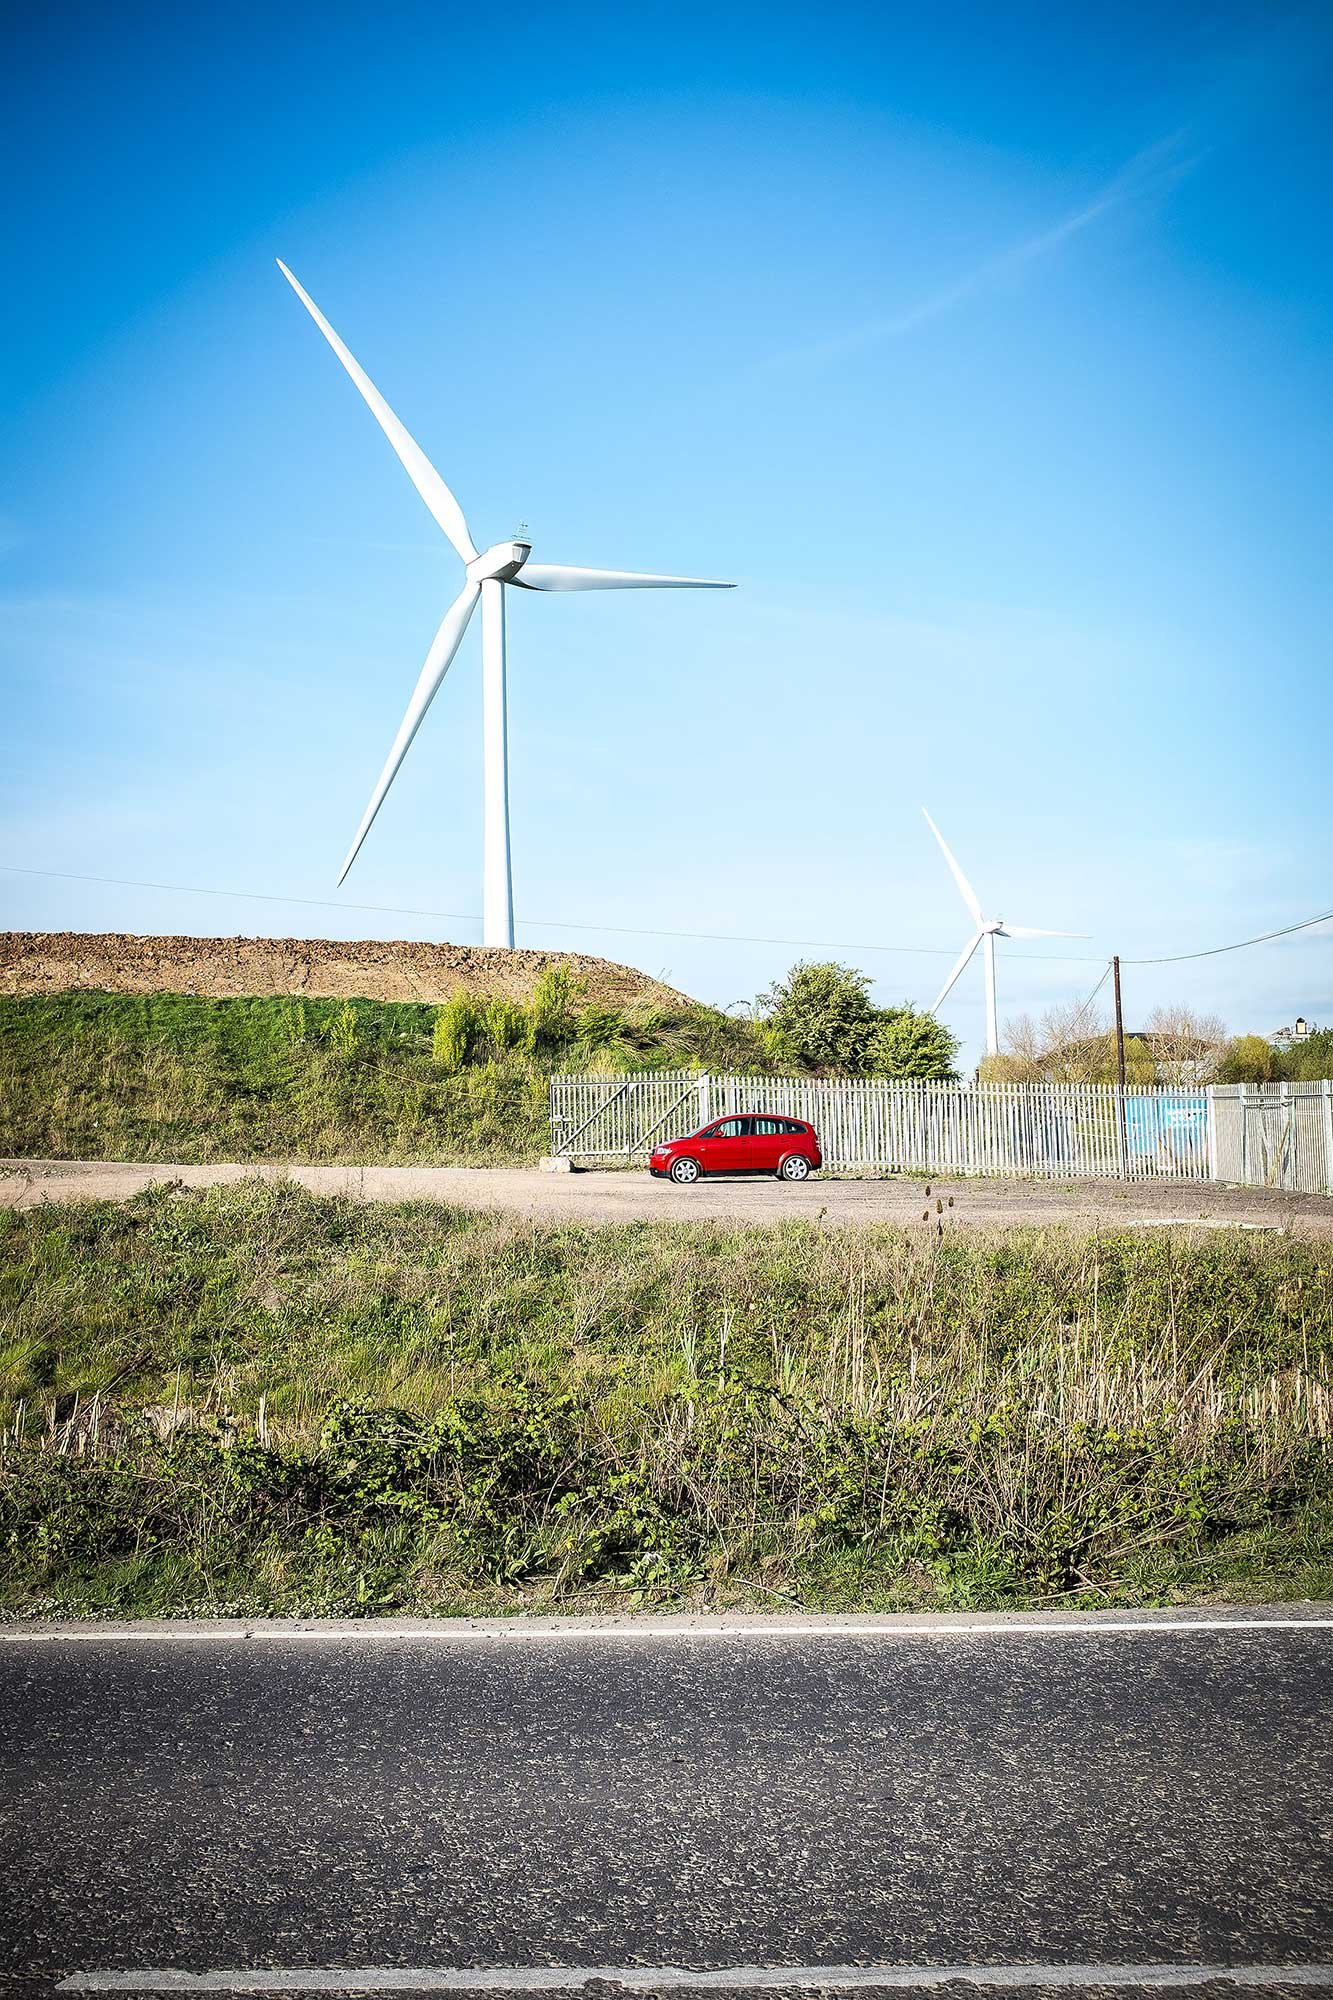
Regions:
[[3, 1159, 1330, 1234]]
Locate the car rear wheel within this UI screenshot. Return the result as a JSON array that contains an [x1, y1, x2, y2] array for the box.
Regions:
[[779, 1154, 811, 1182], [669, 1156, 701, 1186]]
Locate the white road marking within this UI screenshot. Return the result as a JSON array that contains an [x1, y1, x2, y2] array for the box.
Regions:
[[4, 1616, 1333, 1645], [53, 1963, 1333, 1992]]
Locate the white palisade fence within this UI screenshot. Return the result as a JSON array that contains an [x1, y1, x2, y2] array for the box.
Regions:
[[1210, 1082, 1333, 1194], [548, 1073, 1241, 1183]]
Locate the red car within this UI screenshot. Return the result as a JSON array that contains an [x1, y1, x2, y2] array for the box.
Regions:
[[649, 1115, 823, 1186]]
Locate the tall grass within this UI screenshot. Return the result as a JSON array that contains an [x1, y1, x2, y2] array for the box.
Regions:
[[2, 1184, 1330, 1615], [0, 988, 768, 1164]]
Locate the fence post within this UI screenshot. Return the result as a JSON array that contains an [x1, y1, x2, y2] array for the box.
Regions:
[[696, 1072, 711, 1131], [1205, 1084, 1218, 1183], [1322, 1080, 1333, 1195]]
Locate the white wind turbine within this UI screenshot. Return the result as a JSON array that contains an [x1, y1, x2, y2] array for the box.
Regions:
[[278, 261, 734, 947], [923, 808, 1086, 1056]]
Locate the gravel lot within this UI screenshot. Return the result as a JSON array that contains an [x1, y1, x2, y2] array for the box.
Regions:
[[3, 1157, 1331, 1233]]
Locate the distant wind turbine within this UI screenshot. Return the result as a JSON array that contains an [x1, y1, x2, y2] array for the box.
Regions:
[[922, 808, 1086, 1056], [277, 261, 734, 948]]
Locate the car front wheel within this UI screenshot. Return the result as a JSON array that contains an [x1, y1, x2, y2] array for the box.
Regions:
[[779, 1154, 812, 1182], [669, 1156, 702, 1186]]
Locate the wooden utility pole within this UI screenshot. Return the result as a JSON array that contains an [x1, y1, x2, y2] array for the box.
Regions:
[[1112, 954, 1128, 1177]]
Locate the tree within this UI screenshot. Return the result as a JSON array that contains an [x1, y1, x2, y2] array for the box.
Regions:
[[869, 1008, 959, 1079], [1141, 1005, 1226, 1085], [761, 961, 878, 1074], [993, 1001, 1223, 1085], [1215, 1035, 1278, 1084], [976, 1050, 1038, 1083], [1280, 1028, 1333, 1081], [991, 1002, 1120, 1084], [986, 1014, 1045, 1081], [1119, 1035, 1159, 1085]]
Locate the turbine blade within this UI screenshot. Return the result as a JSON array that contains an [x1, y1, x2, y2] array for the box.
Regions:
[[337, 581, 480, 883], [922, 808, 983, 926], [277, 261, 477, 564], [1001, 925, 1090, 940], [931, 932, 983, 1013], [512, 563, 735, 591]]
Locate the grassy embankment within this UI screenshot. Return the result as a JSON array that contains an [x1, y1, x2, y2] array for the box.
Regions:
[[0, 987, 766, 1165], [2, 1181, 1329, 1616]]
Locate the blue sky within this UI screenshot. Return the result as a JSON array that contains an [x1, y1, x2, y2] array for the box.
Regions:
[[4, 0, 1331, 1066]]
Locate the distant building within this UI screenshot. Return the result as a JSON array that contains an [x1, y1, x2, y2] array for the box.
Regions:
[[1269, 1017, 1318, 1051]]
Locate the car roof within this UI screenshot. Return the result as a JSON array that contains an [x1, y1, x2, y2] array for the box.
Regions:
[[715, 1111, 809, 1123]]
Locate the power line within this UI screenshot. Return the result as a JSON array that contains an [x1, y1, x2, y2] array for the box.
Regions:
[[2, 860, 1329, 968], [1123, 906, 1333, 965], [0, 865, 476, 931], [0, 863, 1093, 963], [1079, 960, 1113, 1014]]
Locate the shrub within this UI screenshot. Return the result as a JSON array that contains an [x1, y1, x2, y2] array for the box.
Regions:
[[483, 997, 535, 1059], [530, 965, 583, 1054], [1216, 1035, 1279, 1085], [329, 1003, 359, 1058], [571, 1005, 638, 1074], [1280, 1030, 1333, 1082], [869, 1008, 959, 1079], [432, 993, 483, 1073], [763, 961, 878, 1074]]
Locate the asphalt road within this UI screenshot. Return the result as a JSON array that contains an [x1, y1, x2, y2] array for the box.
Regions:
[[2, 1613, 1332, 1998], [3, 1161, 1331, 1236]]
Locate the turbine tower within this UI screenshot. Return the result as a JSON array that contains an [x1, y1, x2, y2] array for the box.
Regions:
[[278, 261, 734, 947], [922, 808, 1085, 1056]]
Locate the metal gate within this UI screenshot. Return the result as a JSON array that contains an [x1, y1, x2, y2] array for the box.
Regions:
[[1210, 1082, 1333, 1193], [548, 1072, 715, 1163]]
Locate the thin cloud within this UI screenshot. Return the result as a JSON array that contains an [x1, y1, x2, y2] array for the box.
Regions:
[[764, 131, 1204, 373]]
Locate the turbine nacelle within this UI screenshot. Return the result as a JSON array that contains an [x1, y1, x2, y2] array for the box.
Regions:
[[467, 541, 532, 585]]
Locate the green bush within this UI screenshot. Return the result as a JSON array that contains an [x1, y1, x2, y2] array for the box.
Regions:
[[484, 997, 535, 1059], [431, 992, 482, 1072], [1217, 1035, 1279, 1084], [1280, 1029, 1333, 1082], [869, 1008, 959, 1079], [762, 961, 879, 1073], [530, 965, 582, 1054], [763, 963, 955, 1078]]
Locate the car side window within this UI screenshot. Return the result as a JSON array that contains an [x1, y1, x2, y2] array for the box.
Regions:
[[714, 1118, 745, 1138], [754, 1118, 781, 1135], [782, 1119, 804, 1133]]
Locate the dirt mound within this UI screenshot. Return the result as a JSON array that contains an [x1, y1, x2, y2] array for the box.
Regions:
[[0, 933, 695, 1011]]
